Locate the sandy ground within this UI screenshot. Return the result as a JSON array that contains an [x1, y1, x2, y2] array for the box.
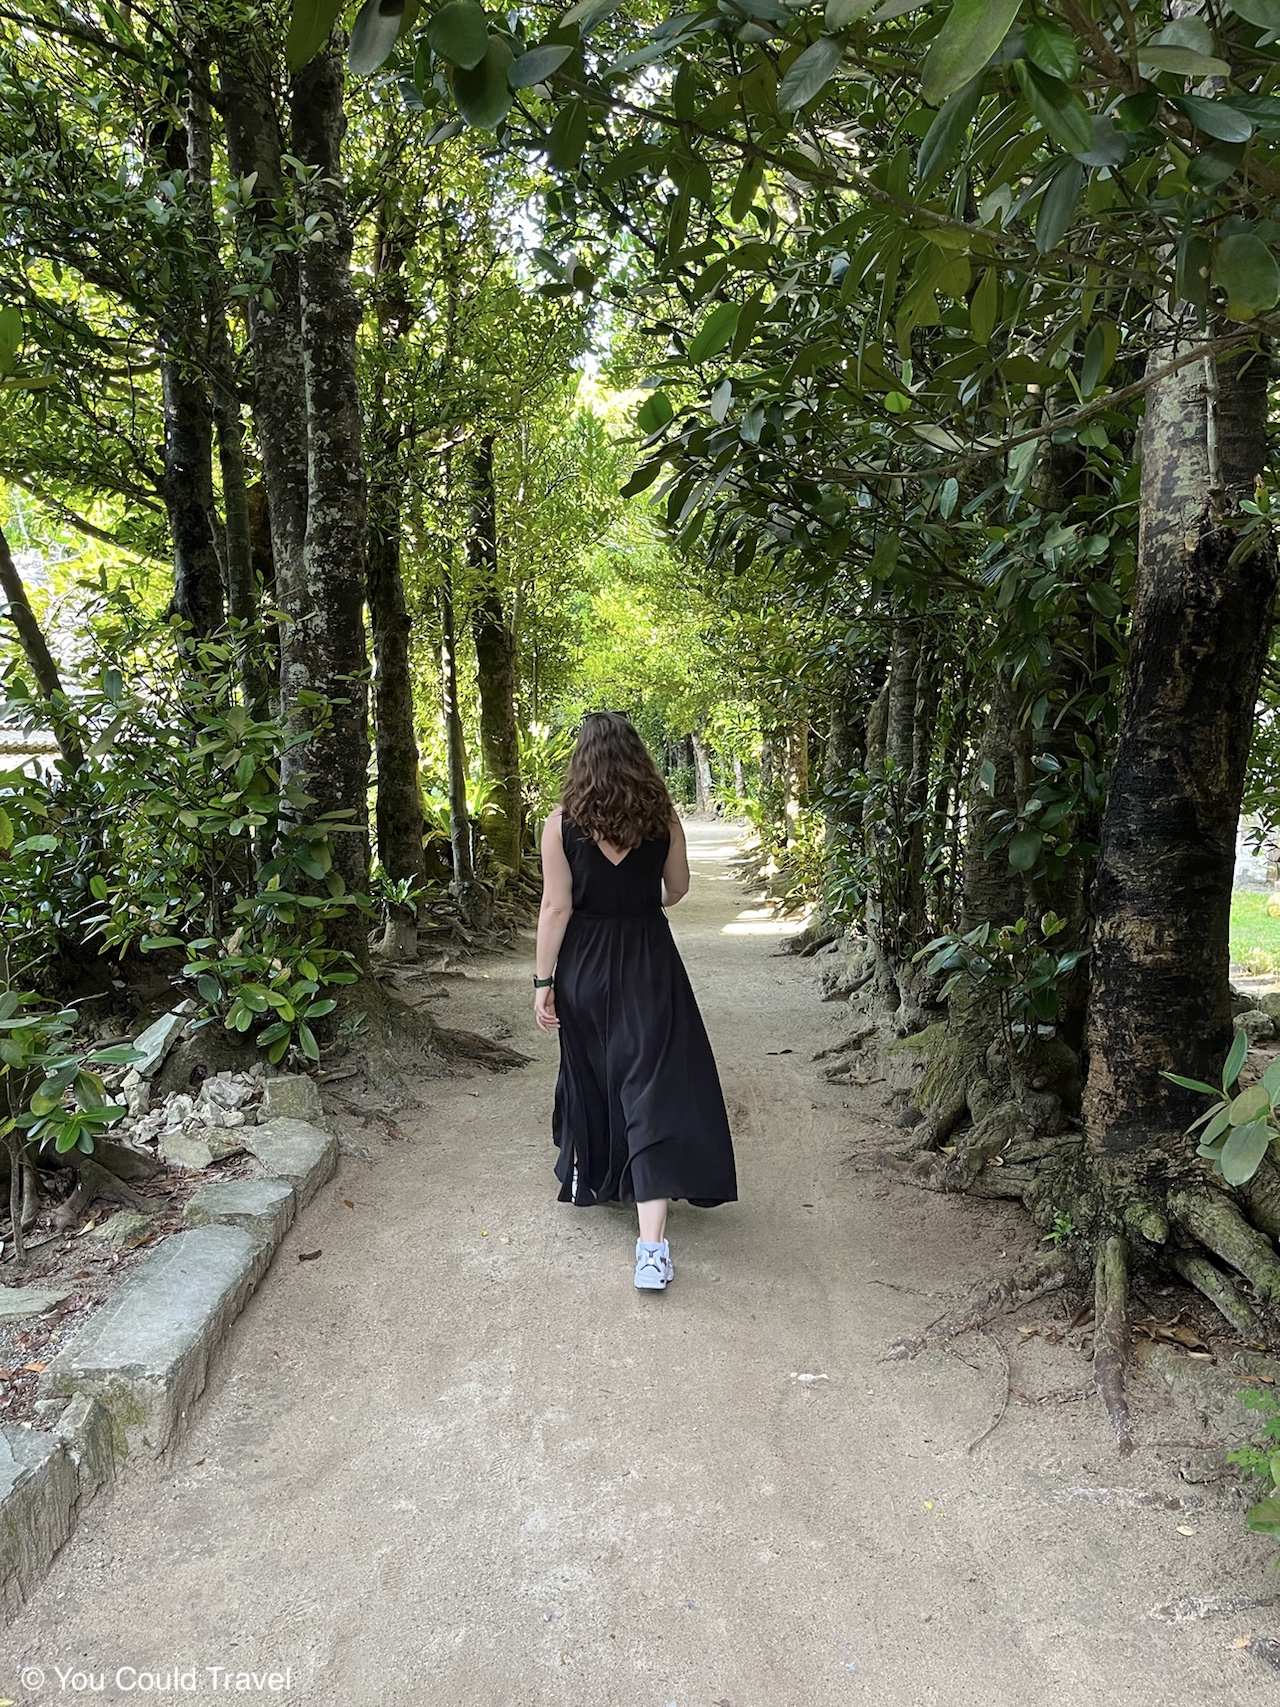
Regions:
[[6, 821, 1280, 1705]]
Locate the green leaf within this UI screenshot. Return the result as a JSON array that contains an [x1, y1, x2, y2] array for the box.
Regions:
[[1246, 1492, 1280, 1537], [197, 974, 222, 1004], [1213, 232, 1280, 319], [452, 35, 514, 127], [1188, 138, 1247, 189], [286, 0, 346, 70], [826, 0, 877, 23], [778, 36, 844, 112], [1170, 93, 1253, 143], [1024, 19, 1078, 80], [1230, 0, 1280, 29], [1200, 1106, 1232, 1145], [0, 305, 21, 358], [731, 157, 766, 222], [1008, 829, 1043, 870], [559, 0, 618, 26], [917, 77, 983, 188], [1229, 1083, 1271, 1123], [637, 390, 674, 433], [429, 0, 489, 67], [1137, 46, 1230, 77], [1034, 160, 1083, 256], [348, 0, 406, 73], [1085, 579, 1122, 619], [938, 476, 959, 518], [508, 42, 573, 87], [921, 0, 1021, 108], [970, 268, 998, 344], [546, 99, 589, 169], [1080, 318, 1116, 394], [1015, 62, 1094, 154], [687, 301, 743, 362], [298, 1021, 321, 1061], [1176, 232, 1212, 309], [0, 808, 13, 853], [1224, 1026, 1250, 1091], [1262, 1055, 1280, 1099], [1221, 1118, 1271, 1185]]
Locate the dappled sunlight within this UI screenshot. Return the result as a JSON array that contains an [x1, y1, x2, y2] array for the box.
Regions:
[[721, 904, 808, 937]]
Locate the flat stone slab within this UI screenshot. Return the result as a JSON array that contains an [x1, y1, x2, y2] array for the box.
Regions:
[[40, 1225, 262, 1460], [241, 1118, 337, 1207], [259, 1073, 326, 1127], [0, 1425, 77, 1620], [183, 1178, 295, 1250], [0, 1284, 73, 1321]]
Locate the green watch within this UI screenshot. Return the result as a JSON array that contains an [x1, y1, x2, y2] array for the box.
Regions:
[[533, 975, 554, 988]]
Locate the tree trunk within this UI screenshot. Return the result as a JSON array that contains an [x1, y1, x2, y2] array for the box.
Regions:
[[733, 754, 746, 798], [1084, 339, 1278, 1161], [161, 347, 225, 637], [0, 523, 84, 770], [220, 40, 309, 633], [440, 572, 482, 925], [368, 494, 427, 960], [467, 435, 523, 875], [285, 41, 372, 967], [785, 721, 809, 841], [692, 734, 713, 814]]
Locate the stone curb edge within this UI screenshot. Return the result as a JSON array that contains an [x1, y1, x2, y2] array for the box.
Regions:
[[0, 1104, 337, 1623]]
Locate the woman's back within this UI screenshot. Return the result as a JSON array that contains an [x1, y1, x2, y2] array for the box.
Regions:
[[561, 813, 670, 918]]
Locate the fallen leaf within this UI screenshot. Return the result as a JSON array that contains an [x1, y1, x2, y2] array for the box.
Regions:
[[297, 1250, 322, 1263], [1233, 1634, 1253, 1649], [342, 1199, 355, 1209], [19, 1361, 48, 1374], [923, 1500, 934, 1510], [500, 1235, 512, 1245], [1177, 1525, 1196, 1536], [0, 1370, 12, 1382], [193, 1458, 205, 1467]]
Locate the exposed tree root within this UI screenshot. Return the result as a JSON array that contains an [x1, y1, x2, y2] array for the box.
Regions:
[[51, 1156, 149, 1232], [883, 1247, 1073, 1361], [435, 1027, 532, 1072], [1167, 1187, 1280, 1306], [1093, 1234, 1134, 1457], [1168, 1250, 1262, 1339], [967, 1326, 1012, 1452]]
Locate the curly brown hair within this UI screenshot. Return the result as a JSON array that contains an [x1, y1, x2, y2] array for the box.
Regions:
[[560, 712, 675, 847]]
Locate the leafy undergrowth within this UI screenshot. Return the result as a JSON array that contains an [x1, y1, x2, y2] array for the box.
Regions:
[[1231, 890, 1280, 976]]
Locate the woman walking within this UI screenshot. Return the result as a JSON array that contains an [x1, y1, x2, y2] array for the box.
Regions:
[[534, 712, 737, 1290]]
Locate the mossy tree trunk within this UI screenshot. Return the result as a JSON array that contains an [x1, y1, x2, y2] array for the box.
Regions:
[[1084, 341, 1276, 1159], [468, 434, 524, 877], [283, 40, 372, 969]]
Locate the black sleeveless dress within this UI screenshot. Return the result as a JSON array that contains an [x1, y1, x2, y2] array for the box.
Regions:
[[551, 815, 738, 1209]]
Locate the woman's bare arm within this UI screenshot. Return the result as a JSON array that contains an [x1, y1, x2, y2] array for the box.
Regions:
[[662, 813, 690, 907], [535, 810, 573, 1031]]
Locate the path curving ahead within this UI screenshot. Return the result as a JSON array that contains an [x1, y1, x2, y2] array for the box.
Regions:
[[6, 822, 1277, 1705]]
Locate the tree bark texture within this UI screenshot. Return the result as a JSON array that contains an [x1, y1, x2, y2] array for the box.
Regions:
[[692, 734, 713, 814], [440, 574, 480, 922], [1083, 338, 1278, 1161], [467, 436, 524, 875], [161, 347, 225, 637], [285, 43, 372, 963], [368, 491, 427, 958], [220, 37, 308, 625], [0, 523, 84, 770]]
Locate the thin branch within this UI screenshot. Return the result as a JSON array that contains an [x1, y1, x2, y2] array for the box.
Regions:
[[6, 476, 166, 560]]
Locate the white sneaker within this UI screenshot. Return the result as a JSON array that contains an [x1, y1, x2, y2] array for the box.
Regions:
[[634, 1239, 674, 1290]]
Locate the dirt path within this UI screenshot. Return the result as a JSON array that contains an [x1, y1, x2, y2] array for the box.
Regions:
[[7, 823, 1279, 1704]]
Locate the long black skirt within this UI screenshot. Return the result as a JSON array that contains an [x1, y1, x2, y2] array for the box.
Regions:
[[552, 910, 737, 1208]]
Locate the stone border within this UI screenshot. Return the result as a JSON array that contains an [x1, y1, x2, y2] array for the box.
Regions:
[[0, 1085, 336, 1622]]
